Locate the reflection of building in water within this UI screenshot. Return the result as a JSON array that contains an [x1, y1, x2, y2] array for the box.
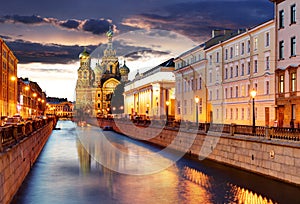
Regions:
[[75, 26, 130, 117], [76, 139, 91, 174]]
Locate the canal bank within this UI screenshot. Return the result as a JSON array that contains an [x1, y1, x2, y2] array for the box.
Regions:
[[11, 120, 300, 203], [97, 118, 300, 186], [0, 117, 57, 204]]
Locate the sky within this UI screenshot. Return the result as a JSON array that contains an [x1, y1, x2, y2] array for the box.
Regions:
[[0, 0, 274, 101]]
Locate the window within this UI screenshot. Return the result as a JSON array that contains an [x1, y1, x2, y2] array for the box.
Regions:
[[184, 100, 187, 114], [279, 75, 284, 93], [230, 47, 233, 59], [225, 88, 228, 99], [279, 41, 284, 59], [191, 79, 194, 90], [241, 63, 245, 76], [199, 98, 203, 114], [254, 60, 258, 73], [247, 108, 250, 120], [184, 80, 187, 92], [265, 56, 270, 70], [190, 99, 193, 113], [209, 72, 212, 83], [226, 109, 228, 119], [291, 72, 296, 92], [177, 101, 181, 114], [235, 86, 239, 98], [265, 32, 270, 47], [230, 67, 233, 78], [216, 52, 219, 63], [98, 93, 100, 97], [279, 10, 284, 28], [235, 44, 239, 56], [195, 79, 197, 90], [291, 4, 296, 24], [209, 90, 212, 100], [235, 65, 239, 77], [209, 55, 212, 65], [98, 103, 100, 108], [241, 42, 245, 55], [216, 89, 219, 100], [216, 109, 219, 119], [291, 36, 296, 57], [225, 49, 228, 60], [236, 108, 238, 120], [254, 83, 258, 91], [247, 40, 251, 53], [225, 68, 228, 79], [230, 108, 233, 120], [266, 81, 270, 95], [247, 84, 250, 96], [254, 38, 258, 50], [230, 87, 233, 98], [241, 108, 245, 120], [199, 77, 202, 89], [247, 62, 251, 75]]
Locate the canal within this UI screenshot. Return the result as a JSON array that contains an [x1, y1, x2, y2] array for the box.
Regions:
[[12, 120, 300, 204]]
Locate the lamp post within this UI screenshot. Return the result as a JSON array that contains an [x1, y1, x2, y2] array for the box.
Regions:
[[166, 101, 170, 122], [250, 89, 257, 134], [195, 96, 199, 124]]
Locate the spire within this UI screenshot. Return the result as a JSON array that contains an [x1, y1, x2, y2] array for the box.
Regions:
[[104, 25, 116, 57]]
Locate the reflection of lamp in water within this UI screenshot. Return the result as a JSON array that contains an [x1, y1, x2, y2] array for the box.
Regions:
[[250, 89, 257, 134]]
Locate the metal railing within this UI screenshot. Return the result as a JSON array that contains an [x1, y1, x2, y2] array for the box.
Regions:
[[0, 117, 56, 152], [97, 117, 300, 142]]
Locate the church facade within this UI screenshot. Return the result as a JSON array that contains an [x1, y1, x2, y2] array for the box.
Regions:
[[75, 27, 129, 117]]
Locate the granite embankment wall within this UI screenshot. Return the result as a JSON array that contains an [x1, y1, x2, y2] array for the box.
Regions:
[[0, 121, 56, 204], [99, 119, 300, 186]]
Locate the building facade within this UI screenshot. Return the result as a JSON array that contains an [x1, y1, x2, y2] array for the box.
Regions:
[[75, 27, 129, 117], [18, 78, 47, 118], [124, 59, 175, 120], [174, 44, 208, 122], [222, 20, 276, 126], [271, 0, 300, 127], [45, 98, 74, 118], [0, 38, 18, 118]]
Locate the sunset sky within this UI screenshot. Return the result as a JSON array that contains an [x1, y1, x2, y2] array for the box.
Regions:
[[0, 0, 274, 101]]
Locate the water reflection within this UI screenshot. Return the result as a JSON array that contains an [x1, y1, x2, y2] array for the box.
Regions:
[[12, 121, 300, 204]]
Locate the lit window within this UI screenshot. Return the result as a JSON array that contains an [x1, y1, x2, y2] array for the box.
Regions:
[[279, 75, 284, 93], [254, 38, 258, 50], [291, 72, 296, 92]]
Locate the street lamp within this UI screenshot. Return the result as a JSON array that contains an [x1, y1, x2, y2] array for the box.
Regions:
[[195, 96, 199, 124], [250, 89, 257, 134], [166, 101, 170, 122]]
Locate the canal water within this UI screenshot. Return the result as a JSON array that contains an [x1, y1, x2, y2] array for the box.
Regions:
[[12, 120, 300, 204]]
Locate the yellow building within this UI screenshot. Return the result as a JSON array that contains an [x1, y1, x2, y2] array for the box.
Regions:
[[0, 38, 18, 117], [124, 59, 175, 120], [221, 20, 275, 126], [45, 100, 74, 118], [75, 27, 129, 117], [174, 44, 208, 122], [18, 78, 47, 118]]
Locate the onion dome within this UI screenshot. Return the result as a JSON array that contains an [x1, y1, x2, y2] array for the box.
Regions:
[[79, 47, 90, 59], [120, 60, 130, 76]]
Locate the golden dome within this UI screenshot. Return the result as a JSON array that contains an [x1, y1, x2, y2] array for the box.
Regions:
[[120, 61, 130, 76], [79, 48, 90, 59]]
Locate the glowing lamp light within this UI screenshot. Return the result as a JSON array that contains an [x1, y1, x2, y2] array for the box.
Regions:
[[195, 96, 199, 103], [10, 76, 16, 81], [250, 89, 257, 98]]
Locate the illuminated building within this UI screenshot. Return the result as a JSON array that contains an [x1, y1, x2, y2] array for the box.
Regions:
[[124, 59, 175, 120], [75, 26, 129, 117], [18, 77, 47, 118], [45, 97, 74, 118], [174, 44, 208, 122], [0, 38, 18, 117], [221, 20, 275, 126], [270, 0, 300, 127]]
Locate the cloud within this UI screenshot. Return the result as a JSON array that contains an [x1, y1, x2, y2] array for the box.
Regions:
[[6, 39, 97, 64], [2, 14, 44, 24], [124, 50, 170, 61], [59, 19, 80, 29], [0, 35, 12, 40], [122, 0, 273, 41], [81, 19, 112, 35], [0, 14, 115, 36]]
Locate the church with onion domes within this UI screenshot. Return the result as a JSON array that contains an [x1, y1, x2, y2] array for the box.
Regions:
[[75, 26, 130, 117]]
